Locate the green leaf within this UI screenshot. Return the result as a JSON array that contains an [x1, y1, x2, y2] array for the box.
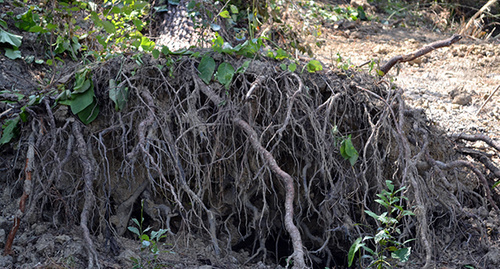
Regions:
[[128, 226, 140, 237], [365, 210, 380, 221], [391, 247, 411, 262], [275, 48, 288, 60], [340, 135, 358, 166], [197, 55, 215, 84], [306, 60, 323, 73], [280, 63, 286, 71], [161, 46, 172, 55], [348, 237, 364, 267], [230, 5, 238, 14], [0, 28, 23, 47], [4, 48, 22, 59], [152, 49, 160, 59], [77, 99, 99, 124], [102, 20, 116, 34], [219, 10, 230, 18], [70, 88, 95, 114], [236, 60, 251, 74], [216, 62, 235, 89], [109, 79, 129, 111], [0, 116, 21, 145]]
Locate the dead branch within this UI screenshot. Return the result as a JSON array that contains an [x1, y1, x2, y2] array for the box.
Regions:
[[476, 84, 500, 115], [379, 34, 462, 76], [460, 0, 498, 36]]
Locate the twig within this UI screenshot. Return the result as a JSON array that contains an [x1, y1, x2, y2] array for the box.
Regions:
[[379, 34, 462, 76], [476, 84, 500, 115], [460, 0, 498, 36]]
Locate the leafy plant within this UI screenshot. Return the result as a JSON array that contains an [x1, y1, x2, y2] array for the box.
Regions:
[[340, 134, 358, 166], [348, 180, 415, 268], [57, 68, 99, 124], [128, 200, 170, 269], [0, 18, 23, 59]]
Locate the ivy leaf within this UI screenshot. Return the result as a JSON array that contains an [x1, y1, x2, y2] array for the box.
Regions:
[[340, 135, 358, 166], [197, 55, 215, 84], [392, 247, 411, 262], [236, 60, 251, 74], [216, 62, 234, 89]]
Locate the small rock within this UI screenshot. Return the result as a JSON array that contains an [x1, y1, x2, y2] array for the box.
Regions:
[[35, 233, 55, 254], [33, 223, 49, 235], [373, 45, 388, 54], [452, 93, 472, 106], [55, 234, 71, 244]]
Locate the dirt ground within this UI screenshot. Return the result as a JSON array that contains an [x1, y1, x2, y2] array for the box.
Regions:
[[1, 1, 500, 269]]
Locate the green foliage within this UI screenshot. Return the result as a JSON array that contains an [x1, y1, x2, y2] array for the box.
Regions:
[[109, 79, 129, 111], [305, 60, 323, 73], [348, 180, 415, 268], [331, 127, 359, 166], [57, 68, 99, 124], [340, 134, 358, 166], [198, 55, 216, 84], [0, 19, 23, 59], [215, 62, 235, 89], [0, 116, 20, 145], [128, 200, 170, 269]]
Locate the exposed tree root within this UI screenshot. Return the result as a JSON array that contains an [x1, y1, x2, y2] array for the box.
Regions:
[[193, 73, 306, 268], [2, 54, 499, 268]]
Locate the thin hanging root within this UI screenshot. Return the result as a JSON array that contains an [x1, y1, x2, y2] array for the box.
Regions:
[[3, 132, 35, 256], [194, 74, 307, 268], [72, 121, 100, 269]]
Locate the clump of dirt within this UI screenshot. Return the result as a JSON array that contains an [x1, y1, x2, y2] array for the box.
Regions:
[[1, 49, 499, 269]]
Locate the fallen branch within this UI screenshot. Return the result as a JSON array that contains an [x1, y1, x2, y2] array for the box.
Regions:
[[379, 34, 462, 76]]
